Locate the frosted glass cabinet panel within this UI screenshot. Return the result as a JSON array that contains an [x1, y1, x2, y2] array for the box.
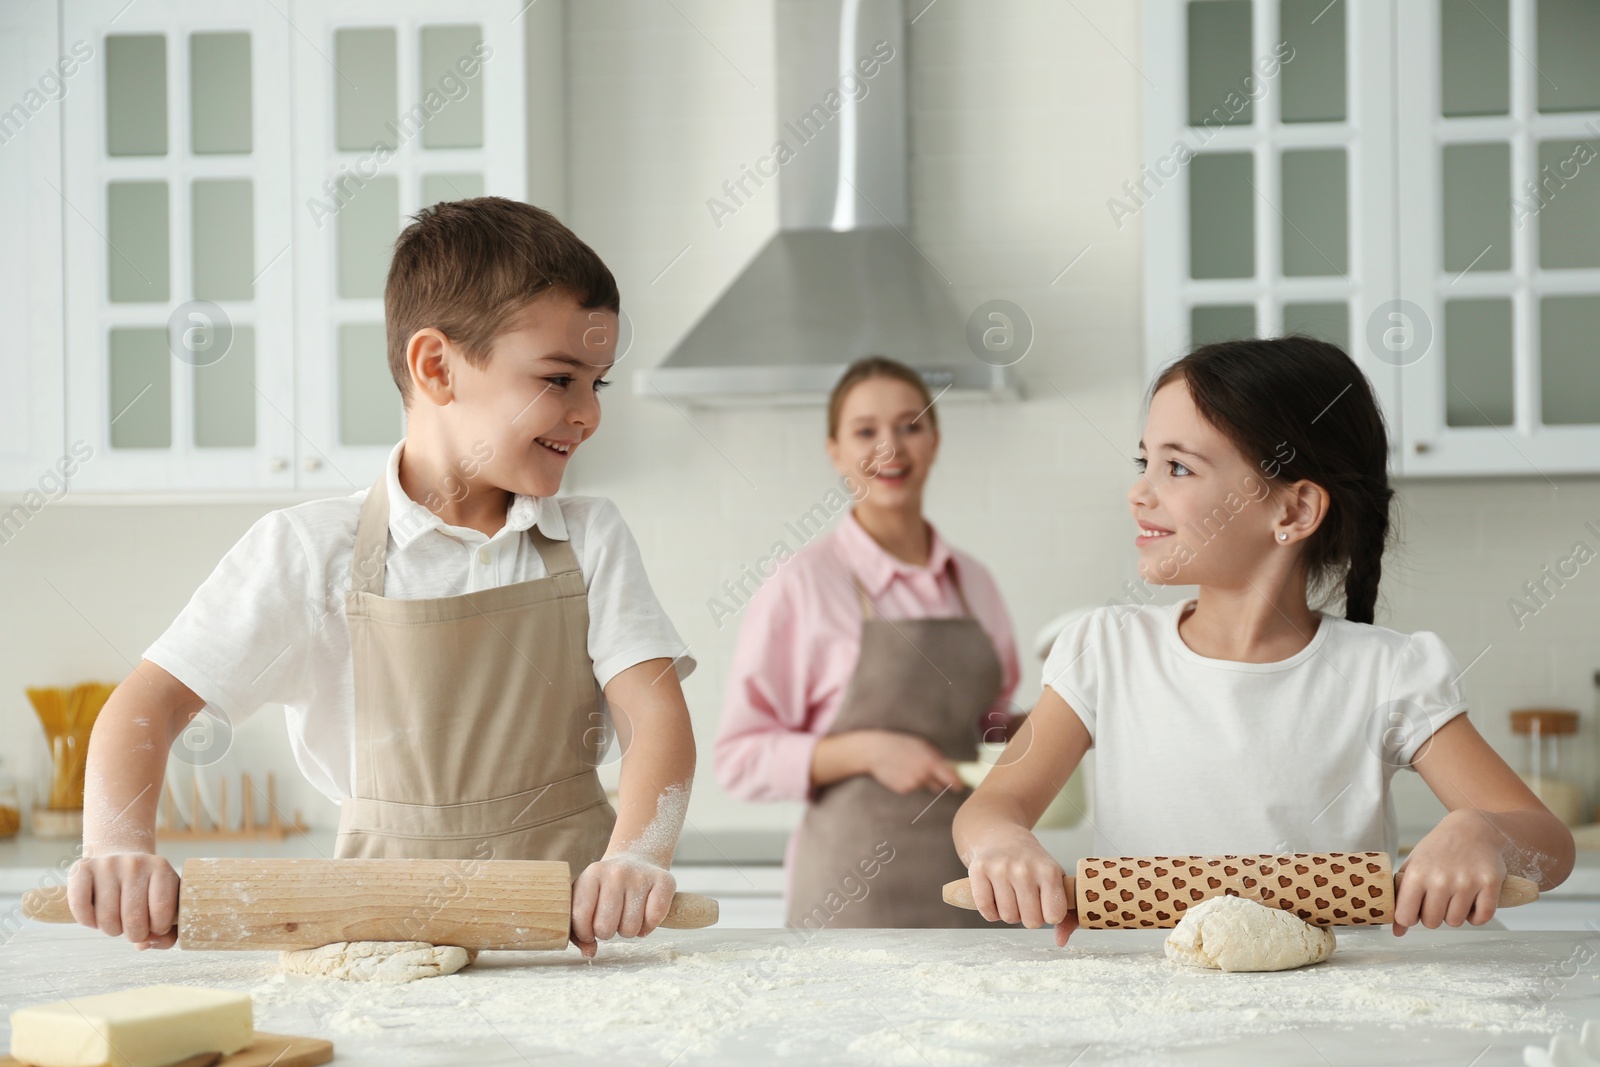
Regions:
[[108, 327, 172, 449], [1191, 305, 1256, 346], [1440, 0, 1509, 117], [337, 175, 400, 299], [191, 179, 255, 301], [1280, 149, 1347, 277], [193, 326, 256, 448], [335, 28, 398, 152], [1187, 1, 1254, 126], [105, 35, 167, 157], [419, 26, 485, 149], [1541, 297, 1600, 426], [1535, 0, 1600, 114], [106, 181, 169, 302], [1282, 302, 1349, 350], [1443, 299, 1514, 428], [1537, 139, 1600, 270], [1278, 0, 1345, 123], [189, 32, 252, 154], [422, 172, 485, 204], [1189, 152, 1255, 279], [1440, 143, 1510, 273]]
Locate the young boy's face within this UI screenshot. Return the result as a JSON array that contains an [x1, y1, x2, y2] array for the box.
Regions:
[[439, 288, 617, 499]]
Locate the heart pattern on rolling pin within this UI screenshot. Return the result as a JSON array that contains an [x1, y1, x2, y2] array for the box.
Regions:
[[1075, 853, 1392, 930]]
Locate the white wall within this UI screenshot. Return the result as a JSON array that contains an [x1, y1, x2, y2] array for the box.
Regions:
[[3, 0, 1598, 845]]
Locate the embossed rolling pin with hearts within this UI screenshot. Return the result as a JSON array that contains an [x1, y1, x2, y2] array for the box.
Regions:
[[943, 851, 1541, 928]]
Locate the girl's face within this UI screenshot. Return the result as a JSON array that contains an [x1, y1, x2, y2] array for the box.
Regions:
[[826, 376, 939, 510], [1128, 378, 1278, 587]]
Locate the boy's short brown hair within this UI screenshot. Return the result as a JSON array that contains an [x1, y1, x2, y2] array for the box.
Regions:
[[384, 197, 620, 402]]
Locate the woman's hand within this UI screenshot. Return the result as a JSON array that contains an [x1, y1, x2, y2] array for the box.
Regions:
[[66, 851, 181, 950], [964, 830, 1077, 946], [856, 729, 964, 795], [1391, 809, 1508, 936], [569, 854, 678, 958]]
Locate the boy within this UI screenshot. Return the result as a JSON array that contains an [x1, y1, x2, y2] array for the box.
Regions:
[[68, 199, 696, 958]]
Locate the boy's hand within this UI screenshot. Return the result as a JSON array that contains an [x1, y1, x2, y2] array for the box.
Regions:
[[1391, 809, 1508, 937], [569, 854, 677, 958], [66, 851, 181, 950], [964, 832, 1077, 946]]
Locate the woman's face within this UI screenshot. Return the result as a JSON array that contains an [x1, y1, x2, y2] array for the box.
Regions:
[[1127, 378, 1277, 587], [827, 376, 940, 512]]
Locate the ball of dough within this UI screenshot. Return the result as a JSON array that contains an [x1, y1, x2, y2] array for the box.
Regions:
[[280, 941, 477, 982], [1164, 895, 1335, 972]]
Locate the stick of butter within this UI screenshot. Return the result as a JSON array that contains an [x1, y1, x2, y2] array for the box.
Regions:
[[10, 985, 252, 1067]]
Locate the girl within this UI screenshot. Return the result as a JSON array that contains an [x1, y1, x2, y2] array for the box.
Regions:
[[952, 337, 1575, 944], [716, 357, 1022, 928]]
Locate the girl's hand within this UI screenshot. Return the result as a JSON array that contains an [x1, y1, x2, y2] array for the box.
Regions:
[[1391, 809, 1508, 937], [570, 854, 678, 958], [66, 851, 181, 950], [964, 832, 1078, 946], [858, 729, 964, 795]]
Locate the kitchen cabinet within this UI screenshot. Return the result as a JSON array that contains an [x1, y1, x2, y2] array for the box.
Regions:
[[0, 3, 67, 499], [6, 0, 527, 494], [1144, 0, 1600, 477]]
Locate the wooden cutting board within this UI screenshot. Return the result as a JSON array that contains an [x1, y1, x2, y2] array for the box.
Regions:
[[0, 1032, 332, 1067]]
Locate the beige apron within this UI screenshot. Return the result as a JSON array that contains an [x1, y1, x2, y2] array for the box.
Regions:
[[787, 568, 1002, 928], [333, 474, 616, 870]]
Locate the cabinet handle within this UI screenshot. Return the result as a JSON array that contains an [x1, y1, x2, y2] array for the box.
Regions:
[[268, 456, 289, 472], [1414, 441, 1432, 454], [303, 457, 323, 472]]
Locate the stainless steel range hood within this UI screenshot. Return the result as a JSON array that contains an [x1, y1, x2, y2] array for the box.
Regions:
[[636, 0, 1023, 406]]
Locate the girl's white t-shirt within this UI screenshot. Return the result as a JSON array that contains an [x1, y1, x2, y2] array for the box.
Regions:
[[1041, 599, 1469, 858]]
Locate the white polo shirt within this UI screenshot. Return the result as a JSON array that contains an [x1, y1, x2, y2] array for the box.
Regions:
[[1042, 599, 1468, 859], [144, 441, 695, 803]]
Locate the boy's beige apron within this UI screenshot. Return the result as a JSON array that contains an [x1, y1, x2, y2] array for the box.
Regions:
[[333, 475, 616, 871], [786, 571, 1001, 928]]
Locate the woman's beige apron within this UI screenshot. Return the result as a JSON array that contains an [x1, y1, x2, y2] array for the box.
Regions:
[[333, 475, 616, 872], [786, 569, 1002, 928]]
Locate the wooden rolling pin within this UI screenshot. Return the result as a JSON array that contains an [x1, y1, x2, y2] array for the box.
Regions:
[[22, 857, 718, 950], [943, 851, 1542, 929]]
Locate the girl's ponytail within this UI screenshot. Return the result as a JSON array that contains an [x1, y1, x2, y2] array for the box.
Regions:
[[1341, 479, 1393, 624]]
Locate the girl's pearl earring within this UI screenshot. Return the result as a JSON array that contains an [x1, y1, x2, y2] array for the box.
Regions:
[[1277, 532, 1289, 542]]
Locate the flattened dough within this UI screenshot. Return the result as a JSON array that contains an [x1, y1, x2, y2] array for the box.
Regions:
[[280, 941, 477, 982], [1164, 895, 1336, 973]]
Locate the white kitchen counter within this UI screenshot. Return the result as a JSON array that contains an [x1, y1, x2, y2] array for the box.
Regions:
[[2, 920, 1598, 1065]]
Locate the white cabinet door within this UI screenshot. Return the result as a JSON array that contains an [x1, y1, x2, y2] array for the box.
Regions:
[[1395, 0, 1600, 476], [0, 2, 67, 501], [60, 0, 297, 492], [1142, 0, 1401, 450], [288, 0, 527, 494]]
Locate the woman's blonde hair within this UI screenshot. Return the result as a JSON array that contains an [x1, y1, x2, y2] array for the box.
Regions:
[[826, 356, 938, 439]]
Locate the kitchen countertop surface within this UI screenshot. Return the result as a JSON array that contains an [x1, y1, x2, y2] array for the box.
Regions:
[[3, 920, 1599, 1065]]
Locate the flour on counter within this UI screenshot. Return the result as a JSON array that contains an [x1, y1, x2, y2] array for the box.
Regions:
[[248, 931, 1573, 1065]]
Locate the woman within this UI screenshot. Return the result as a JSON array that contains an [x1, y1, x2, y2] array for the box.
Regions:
[[715, 357, 1021, 928]]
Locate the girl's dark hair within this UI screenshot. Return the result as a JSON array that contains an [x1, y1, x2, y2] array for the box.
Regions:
[[1152, 336, 1394, 624]]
